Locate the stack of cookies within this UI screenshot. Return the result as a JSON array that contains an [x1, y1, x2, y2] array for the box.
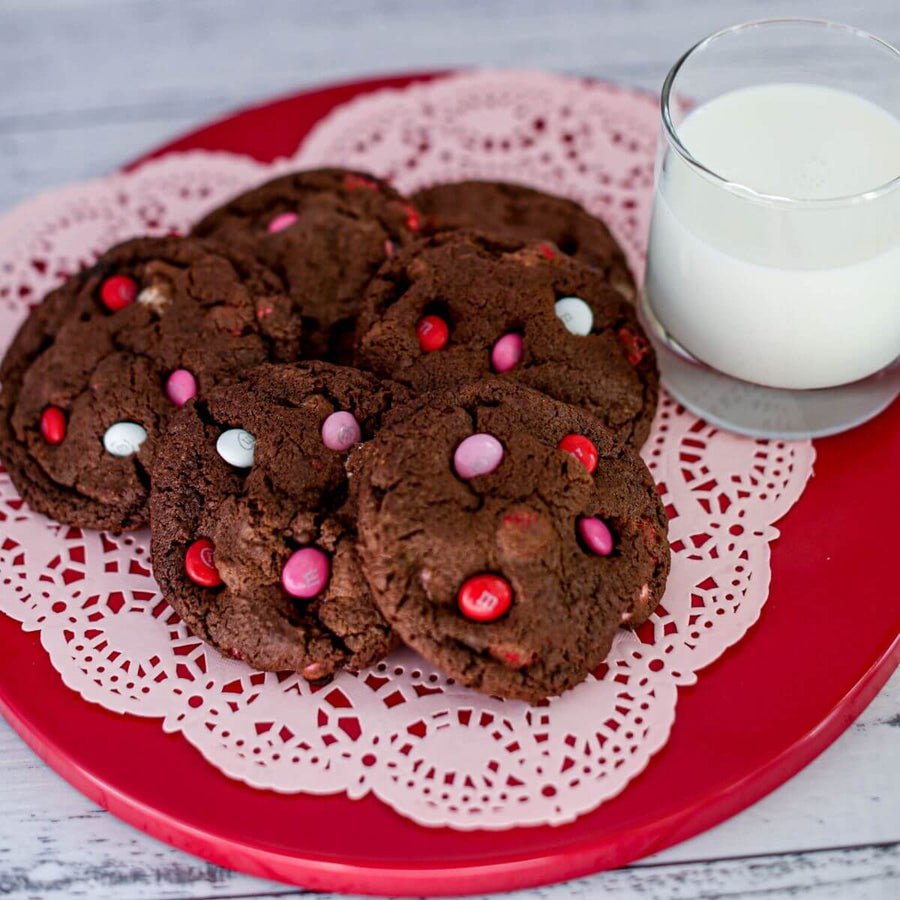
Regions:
[[0, 169, 669, 703]]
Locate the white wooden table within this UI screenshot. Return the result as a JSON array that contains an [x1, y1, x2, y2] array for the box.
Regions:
[[1, 2, 899, 898]]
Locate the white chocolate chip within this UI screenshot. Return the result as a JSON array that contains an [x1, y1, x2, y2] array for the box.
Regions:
[[137, 283, 172, 314]]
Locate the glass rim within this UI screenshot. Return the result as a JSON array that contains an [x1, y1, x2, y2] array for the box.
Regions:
[[660, 18, 900, 207]]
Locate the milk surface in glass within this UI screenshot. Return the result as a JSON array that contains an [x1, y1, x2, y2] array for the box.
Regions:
[[645, 83, 900, 390]]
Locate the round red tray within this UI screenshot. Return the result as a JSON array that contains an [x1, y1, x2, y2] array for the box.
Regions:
[[1, 73, 898, 897]]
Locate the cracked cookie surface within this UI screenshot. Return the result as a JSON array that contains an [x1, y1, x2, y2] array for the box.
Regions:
[[0, 236, 298, 531], [355, 230, 658, 449], [355, 380, 670, 703], [413, 179, 636, 300], [192, 168, 420, 361], [150, 361, 405, 678]]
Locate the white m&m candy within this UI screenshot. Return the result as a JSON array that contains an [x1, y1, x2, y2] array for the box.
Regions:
[[103, 421, 148, 458], [217, 428, 256, 468], [554, 296, 593, 336]]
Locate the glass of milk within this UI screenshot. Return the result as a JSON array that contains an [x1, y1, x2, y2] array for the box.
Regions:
[[643, 19, 900, 438]]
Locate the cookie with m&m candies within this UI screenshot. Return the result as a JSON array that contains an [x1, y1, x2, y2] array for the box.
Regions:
[[191, 168, 421, 362], [150, 361, 408, 679], [354, 230, 657, 450], [355, 379, 670, 704], [412, 179, 636, 301], [0, 236, 299, 531]]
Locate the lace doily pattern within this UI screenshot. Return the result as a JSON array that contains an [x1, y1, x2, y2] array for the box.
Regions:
[[0, 70, 815, 829]]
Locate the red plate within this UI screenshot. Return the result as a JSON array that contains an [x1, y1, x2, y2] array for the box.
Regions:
[[1, 73, 899, 897]]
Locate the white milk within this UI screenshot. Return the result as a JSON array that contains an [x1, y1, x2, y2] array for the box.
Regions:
[[645, 83, 900, 389]]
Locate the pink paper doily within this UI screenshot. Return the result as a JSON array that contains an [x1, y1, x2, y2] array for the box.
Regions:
[[0, 71, 814, 830]]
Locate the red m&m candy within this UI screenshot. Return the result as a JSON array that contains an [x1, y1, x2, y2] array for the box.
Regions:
[[402, 203, 421, 232], [618, 327, 650, 366], [557, 434, 598, 474], [185, 538, 222, 587], [489, 643, 537, 669], [343, 173, 379, 192], [40, 406, 66, 445], [416, 315, 449, 353], [100, 275, 138, 312], [458, 574, 512, 622]]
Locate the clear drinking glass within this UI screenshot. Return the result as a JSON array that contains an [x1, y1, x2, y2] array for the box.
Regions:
[[642, 19, 900, 438]]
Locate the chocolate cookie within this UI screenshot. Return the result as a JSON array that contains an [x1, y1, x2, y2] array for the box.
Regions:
[[413, 180, 635, 301], [355, 380, 670, 703], [150, 361, 406, 678], [0, 236, 298, 532], [191, 168, 420, 360], [355, 231, 658, 448]]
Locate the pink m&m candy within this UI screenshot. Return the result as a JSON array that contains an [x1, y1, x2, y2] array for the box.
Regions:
[[453, 433, 504, 479], [165, 369, 197, 407], [302, 661, 328, 681], [321, 411, 361, 452], [267, 212, 298, 234], [578, 516, 614, 556], [282, 547, 330, 599], [491, 332, 524, 373]]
